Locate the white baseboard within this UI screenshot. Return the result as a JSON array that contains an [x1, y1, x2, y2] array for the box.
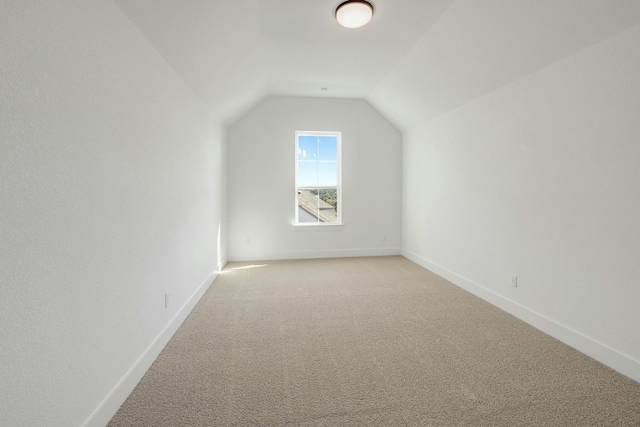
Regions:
[[83, 270, 219, 427], [229, 247, 401, 262], [402, 248, 640, 384]]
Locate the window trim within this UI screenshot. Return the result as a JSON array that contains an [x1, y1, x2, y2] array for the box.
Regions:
[[294, 130, 342, 227]]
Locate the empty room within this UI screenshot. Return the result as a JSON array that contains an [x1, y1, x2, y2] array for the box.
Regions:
[[2, 1, 640, 426]]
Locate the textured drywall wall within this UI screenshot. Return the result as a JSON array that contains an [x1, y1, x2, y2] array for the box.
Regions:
[[0, 1, 223, 425], [226, 96, 402, 260], [400, 22, 640, 374]]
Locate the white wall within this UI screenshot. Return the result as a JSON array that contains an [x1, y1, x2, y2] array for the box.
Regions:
[[0, 1, 224, 425], [399, 23, 640, 381], [227, 96, 402, 261]]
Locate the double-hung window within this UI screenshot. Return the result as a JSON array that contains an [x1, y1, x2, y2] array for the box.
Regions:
[[295, 131, 341, 225]]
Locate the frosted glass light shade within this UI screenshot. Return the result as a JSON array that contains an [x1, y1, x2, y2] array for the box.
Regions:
[[336, 1, 373, 29]]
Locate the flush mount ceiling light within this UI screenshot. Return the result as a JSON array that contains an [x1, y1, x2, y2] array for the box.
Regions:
[[335, 0, 374, 29]]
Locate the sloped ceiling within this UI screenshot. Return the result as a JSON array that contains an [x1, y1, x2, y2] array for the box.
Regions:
[[113, 0, 640, 130]]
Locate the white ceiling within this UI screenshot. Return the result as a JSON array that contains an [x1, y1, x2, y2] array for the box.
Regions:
[[113, 0, 640, 129]]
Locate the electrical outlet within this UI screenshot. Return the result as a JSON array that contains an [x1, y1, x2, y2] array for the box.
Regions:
[[510, 275, 518, 288], [165, 292, 170, 308], [246, 237, 251, 245]]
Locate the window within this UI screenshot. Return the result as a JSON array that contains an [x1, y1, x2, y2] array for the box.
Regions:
[[295, 131, 341, 225]]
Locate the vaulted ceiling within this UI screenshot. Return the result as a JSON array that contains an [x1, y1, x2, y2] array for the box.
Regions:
[[114, 0, 640, 130]]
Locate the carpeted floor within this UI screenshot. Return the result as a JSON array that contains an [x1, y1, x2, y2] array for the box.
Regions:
[[108, 256, 640, 426]]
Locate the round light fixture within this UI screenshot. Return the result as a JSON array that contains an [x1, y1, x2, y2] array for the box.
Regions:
[[335, 0, 374, 29]]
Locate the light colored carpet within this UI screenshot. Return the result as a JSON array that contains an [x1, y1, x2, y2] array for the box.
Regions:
[[109, 256, 640, 426]]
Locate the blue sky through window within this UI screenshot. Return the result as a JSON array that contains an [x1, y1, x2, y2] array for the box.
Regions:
[[297, 135, 318, 160], [319, 136, 337, 161], [297, 135, 337, 187], [318, 162, 337, 186]]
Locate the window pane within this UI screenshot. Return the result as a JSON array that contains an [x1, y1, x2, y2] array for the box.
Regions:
[[295, 131, 340, 225], [318, 188, 338, 223], [297, 189, 319, 223], [298, 188, 338, 223], [298, 135, 318, 160], [318, 162, 337, 186], [297, 161, 318, 187], [319, 136, 337, 161]]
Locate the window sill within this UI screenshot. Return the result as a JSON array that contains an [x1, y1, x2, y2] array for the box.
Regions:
[[292, 223, 344, 231]]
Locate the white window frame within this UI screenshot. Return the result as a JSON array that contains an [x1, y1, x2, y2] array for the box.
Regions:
[[294, 131, 342, 227]]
